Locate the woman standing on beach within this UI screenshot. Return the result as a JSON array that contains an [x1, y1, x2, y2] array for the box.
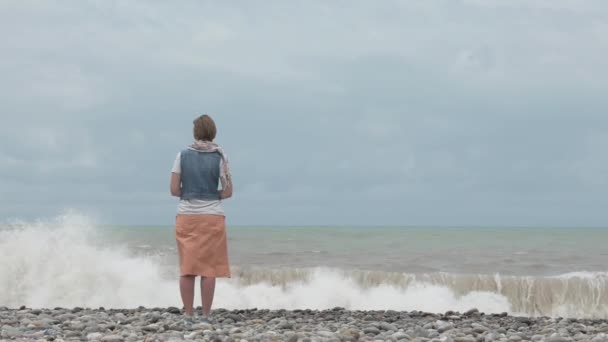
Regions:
[[170, 114, 232, 321]]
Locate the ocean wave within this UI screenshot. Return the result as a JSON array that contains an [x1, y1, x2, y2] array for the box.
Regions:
[[1, 213, 607, 318]]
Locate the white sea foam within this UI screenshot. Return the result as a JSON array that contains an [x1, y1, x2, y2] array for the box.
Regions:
[[553, 271, 608, 279], [1, 213, 607, 318], [0, 213, 177, 308]]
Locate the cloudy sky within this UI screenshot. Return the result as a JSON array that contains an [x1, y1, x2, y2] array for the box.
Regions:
[[1, 1, 607, 226]]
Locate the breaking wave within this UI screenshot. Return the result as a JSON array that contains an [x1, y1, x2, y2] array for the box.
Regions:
[[1, 213, 607, 318]]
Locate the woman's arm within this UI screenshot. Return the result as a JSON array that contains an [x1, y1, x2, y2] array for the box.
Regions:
[[170, 172, 181, 197], [219, 175, 232, 200]]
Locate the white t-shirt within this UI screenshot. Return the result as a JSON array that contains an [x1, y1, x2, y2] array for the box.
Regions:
[[172, 152, 225, 215]]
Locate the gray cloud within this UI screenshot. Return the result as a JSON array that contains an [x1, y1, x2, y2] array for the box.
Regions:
[[1, 0, 607, 226]]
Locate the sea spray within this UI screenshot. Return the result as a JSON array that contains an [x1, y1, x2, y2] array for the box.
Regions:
[[1, 213, 608, 318], [0, 213, 178, 308]]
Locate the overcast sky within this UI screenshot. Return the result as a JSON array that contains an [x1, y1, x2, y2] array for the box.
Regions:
[[1, 1, 607, 226]]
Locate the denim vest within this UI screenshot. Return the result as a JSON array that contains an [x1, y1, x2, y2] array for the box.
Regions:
[[179, 149, 221, 201]]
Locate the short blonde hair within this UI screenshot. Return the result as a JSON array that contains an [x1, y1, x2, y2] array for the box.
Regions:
[[193, 114, 217, 141]]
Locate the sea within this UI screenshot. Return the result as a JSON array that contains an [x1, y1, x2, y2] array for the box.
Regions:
[[1, 213, 607, 319]]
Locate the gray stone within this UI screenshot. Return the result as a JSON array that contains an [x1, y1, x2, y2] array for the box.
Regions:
[[142, 323, 160, 332], [101, 335, 124, 342], [123, 316, 139, 324], [23, 331, 45, 339], [147, 311, 161, 323], [126, 333, 140, 342], [43, 328, 58, 337], [471, 323, 488, 334], [455, 337, 476, 342], [338, 328, 360, 341], [192, 322, 213, 330], [316, 331, 335, 338], [414, 327, 430, 338], [28, 320, 49, 329], [185, 331, 202, 339], [415, 338, 431, 342], [547, 335, 572, 342], [592, 334, 608, 342], [465, 308, 480, 316], [392, 332, 409, 340], [226, 314, 242, 322], [65, 330, 83, 338], [380, 322, 398, 331], [166, 307, 181, 314], [277, 321, 294, 329], [1, 325, 22, 338], [56, 313, 77, 321], [87, 332, 103, 341], [484, 333, 501, 342], [437, 321, 454, 333], [363, 327, 381, 335]]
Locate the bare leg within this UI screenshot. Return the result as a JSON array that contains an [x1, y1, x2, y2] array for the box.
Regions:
[[200, 277, 216, 316], [179, 275, 196, 316]]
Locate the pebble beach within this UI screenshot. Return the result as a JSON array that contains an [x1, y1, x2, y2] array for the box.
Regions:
[[2, 307, 608, 342]]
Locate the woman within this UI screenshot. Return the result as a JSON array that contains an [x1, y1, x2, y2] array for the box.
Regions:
[[170, 114, 232, 322]]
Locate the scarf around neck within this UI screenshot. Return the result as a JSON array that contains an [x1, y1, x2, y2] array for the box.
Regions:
[[189, 140, 231, 186]]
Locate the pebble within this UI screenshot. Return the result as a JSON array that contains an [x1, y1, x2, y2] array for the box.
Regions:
[[1, 307, 608, 342], [485, 332, 502, 342], [87, 332, 103, 340], [363, 326, 381, 335], [593, 335, 608, 342], [339, 328, 360, 341], [167, 307, 181, 314], [392, 332, 409, 339], [380, 322, 398, 331], [472, 323, 489, 333], [316, 330, 334, 338], [143, 323, 161, 332], [455, 336, 476, 342], [465, 308, 480, 316], [548, 334, 573, 342], [437, 320, 455, 333], [414, 326, 430, 338], [277, 320, 294, 329]]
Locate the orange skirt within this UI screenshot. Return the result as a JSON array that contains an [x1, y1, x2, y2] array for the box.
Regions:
[[175, 214, 231, 277]]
